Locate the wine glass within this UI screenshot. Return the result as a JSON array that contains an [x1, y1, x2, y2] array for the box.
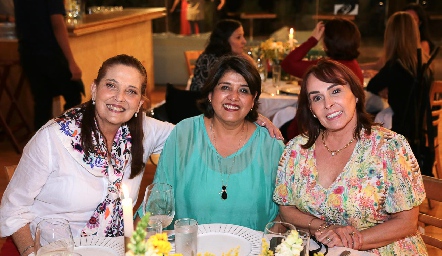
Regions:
[[35, 218, 75, 256], [143, 183, 175, 229]]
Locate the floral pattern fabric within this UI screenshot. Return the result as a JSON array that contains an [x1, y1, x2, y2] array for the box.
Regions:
[[273, 126, 427, 255], [54, 107, 132, 237]]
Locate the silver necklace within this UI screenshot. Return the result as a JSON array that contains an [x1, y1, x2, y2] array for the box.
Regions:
[[321, 132, 355, 156], [210, 119, 246, 200]]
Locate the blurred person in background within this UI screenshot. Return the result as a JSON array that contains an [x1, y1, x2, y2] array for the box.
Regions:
[[190, 19, 249, 91], [13, 0, 84, 131]]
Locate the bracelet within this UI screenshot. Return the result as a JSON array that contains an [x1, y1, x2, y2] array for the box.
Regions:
[[21, 245, 34, 256], [307, 217, 316, 235], [316, 222, 330, 234]]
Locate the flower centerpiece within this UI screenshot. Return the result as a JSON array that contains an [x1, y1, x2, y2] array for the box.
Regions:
[[126, 213, 182, 256], [258, 38, 294, 64], [260, 230, 324, 256]]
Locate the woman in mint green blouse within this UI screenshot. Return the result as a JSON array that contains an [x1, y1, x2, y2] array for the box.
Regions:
[[153, 55, 284, 231]]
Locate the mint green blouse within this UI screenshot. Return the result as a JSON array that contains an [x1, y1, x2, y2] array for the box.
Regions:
[[153, 115, 284, 231]]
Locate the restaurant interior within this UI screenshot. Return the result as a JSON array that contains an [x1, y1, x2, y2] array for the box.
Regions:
[[1, 0, 442, 255]]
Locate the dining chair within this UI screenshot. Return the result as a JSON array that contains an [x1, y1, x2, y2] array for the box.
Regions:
[[419, 175, 442, 251], [3, 164, 17, 182], [184, 50, 203, 77], [430, 80, 442, 178]]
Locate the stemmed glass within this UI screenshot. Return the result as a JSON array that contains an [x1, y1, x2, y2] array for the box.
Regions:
[[143, 183, 175, 229], [34, 218, 75, 256]]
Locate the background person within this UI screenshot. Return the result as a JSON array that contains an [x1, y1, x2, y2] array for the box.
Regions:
[[366, 12, 431, 148], [149, 55, 284, 231], [190, 19, 249, 91], [13, 0, 85, 131], [274, 59, 427, 255]]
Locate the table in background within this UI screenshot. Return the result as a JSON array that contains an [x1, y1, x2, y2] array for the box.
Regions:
[[259, 80, 299, 128]]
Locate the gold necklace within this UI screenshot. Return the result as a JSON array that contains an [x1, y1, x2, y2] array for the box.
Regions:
[[321, 132, 355, 156], [210, 119, 246, 200]]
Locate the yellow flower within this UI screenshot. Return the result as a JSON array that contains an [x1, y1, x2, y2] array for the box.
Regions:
[[146, 233, 172, 254]]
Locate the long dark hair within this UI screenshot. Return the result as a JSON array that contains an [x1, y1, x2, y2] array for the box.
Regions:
[[197, 54, 261, 122], [297, 59, 373, 149], [81, 54, 148, 178], [204, 19, 242, 57]]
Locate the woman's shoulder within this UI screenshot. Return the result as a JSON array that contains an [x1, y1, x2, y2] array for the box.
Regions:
[[363, 126, 410, 147]]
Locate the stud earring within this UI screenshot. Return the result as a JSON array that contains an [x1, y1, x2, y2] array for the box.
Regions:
[[250, 108, 253, 111], [92, 99, 95, 105], [208, 99, 211, 103], [313, 114, 317, 118]]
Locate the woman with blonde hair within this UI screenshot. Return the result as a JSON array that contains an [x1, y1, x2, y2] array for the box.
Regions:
[[366, 11, 432, 149]]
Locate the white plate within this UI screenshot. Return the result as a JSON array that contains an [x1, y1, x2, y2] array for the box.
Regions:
[[74, 236, 124, 256], [279, 85, 301, 95], [197, 224, 262, 256]]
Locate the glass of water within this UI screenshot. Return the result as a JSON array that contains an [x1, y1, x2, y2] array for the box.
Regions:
[[272, 64, 281, 94], [35, 218, 74, 256], [174, 218, 198, 256]]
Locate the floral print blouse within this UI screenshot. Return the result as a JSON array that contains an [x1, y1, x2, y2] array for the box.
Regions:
[[273, 126, 427, 255]]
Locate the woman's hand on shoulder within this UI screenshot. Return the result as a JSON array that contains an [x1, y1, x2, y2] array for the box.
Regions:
[[257, 114, 283, 140], [312, 22, 325, 41]]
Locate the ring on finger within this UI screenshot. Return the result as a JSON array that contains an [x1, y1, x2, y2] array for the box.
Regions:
[[326, 237, 332, 242], [350, 231, 355, 236]]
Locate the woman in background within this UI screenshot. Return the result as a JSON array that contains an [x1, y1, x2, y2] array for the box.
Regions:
[[190, 19, 248, 91], [366, 12, 431, 147], [281, 18, 363, 84]]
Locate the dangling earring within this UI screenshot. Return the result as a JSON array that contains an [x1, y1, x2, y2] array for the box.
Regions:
[[92, 99, 95, 105], [135, 112, 138, 118]]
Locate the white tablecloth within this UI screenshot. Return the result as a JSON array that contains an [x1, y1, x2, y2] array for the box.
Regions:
[[258, 80, 299, 128]]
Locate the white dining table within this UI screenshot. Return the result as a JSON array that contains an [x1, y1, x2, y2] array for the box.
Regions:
[[258, 80, 299, 128]]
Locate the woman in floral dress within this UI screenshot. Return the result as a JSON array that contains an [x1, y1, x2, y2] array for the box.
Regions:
[[273, 59, 427, 255]]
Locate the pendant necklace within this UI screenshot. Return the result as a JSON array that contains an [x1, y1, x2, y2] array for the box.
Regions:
[[321, 132, 355, 156], [210, 119, 246, 200]]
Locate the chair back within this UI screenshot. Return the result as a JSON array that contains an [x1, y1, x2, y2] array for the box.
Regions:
[[184, 50, 203, 76], [430, 81, 442, 178], [165, 83, 202, 124], [4, 165, 17, 182], [419, 175, 442, 250]]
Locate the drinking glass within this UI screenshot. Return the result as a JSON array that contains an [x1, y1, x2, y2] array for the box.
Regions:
[[35, 218, 75, 256], [174, 218, 198, 256], [272, 64, 281, 94], [263, 221, 309, 256], [143, 183, 175, 229]]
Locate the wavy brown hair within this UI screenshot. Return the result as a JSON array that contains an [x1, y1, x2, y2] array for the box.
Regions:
[[297, 59, 374, 149], [81, 54, 148, 178]]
